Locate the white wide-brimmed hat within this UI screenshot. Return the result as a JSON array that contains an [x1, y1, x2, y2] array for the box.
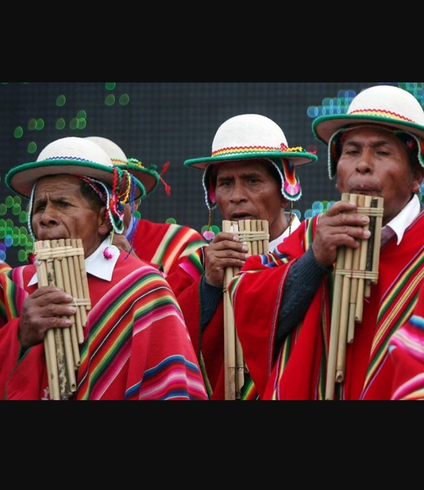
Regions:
[[184, 114, 318, 209], [85, 136, 160, 195], [185, 113, 318, 169], [6, 136, 145, 200], [312, 85, 424, 178]]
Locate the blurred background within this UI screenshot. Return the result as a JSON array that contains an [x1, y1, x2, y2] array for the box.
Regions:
[[1, 82, 423, 267]]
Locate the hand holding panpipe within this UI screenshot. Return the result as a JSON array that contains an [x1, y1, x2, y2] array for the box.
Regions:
[[325, 193, 383, 400], [34, 239, 91, 401], [222, 219, 269, 400]]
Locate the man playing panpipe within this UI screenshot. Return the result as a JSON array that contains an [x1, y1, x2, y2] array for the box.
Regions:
[[230, 85, 424, 400], [0, 137, 208, 400], [176, 114, 318, 399]]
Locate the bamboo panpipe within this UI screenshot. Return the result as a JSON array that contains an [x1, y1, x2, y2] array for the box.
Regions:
[[222, 219, 269, 400], [34, 239, 91, 400], [325, 194, 384, 400]]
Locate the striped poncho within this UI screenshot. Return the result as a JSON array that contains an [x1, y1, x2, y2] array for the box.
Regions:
[[0, 262, 12, 275], [0, 253, 208, 401], [389, 282, 424, 400], [128, 218, 206, 286], [230, 211, 424, 400]]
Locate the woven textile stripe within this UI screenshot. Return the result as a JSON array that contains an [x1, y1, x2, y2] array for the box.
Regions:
[[150, 223, 206, 275], [76, 267, 203, 400]]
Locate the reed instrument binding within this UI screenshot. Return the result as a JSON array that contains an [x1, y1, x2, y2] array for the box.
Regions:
[[34, 239, 91, 401], [325, 193, 384, 400], [222, 219, 269, 400]]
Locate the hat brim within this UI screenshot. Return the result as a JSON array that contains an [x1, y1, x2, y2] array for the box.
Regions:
[[313, 114, 424, 145], [6, 159, 146, 199], [184, 151, 318, 170], [118, 162, 159, 195]]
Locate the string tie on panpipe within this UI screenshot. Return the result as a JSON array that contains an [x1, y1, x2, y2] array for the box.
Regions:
[[222, 219, 269, 400], [325, 193, 384, 400], [34, 238, 91, 401]]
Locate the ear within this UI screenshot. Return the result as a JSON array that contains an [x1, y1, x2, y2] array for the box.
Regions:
[[98, 206, 112, 235], [281, 196, 289, 209], [411, 166, 424, 194], [335, 179, 341, 193]]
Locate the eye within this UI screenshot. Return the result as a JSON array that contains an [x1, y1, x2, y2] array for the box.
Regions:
[[247, 177, 260, 184], [344, 148, 359, 156], [217, 179, 232, 187]]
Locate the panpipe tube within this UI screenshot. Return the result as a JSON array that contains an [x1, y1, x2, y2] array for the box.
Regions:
[[65, 239, 85, 343], [46, 242, 69, 399], [347, 194, 364, 341], [354, 195, 373, 324], [222, 219, 270, 400], [335, 193, 357, 382], [58, 239, 80, 367], [325, 246, 345, 400], [222, 221, 238, 400]]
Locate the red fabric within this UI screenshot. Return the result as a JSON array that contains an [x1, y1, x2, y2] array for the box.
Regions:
[[389, 284, 424, 400], [177, 278, 226, 399], [233, 213, 424, 400], [130, 219, 206, 297], [390, 341, 424, 400], [0, 255, 208, 400], [131, 219, 205, 274]]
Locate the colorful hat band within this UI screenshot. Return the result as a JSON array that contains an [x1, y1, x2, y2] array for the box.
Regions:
[[211, 143, 308, 159], [348, 108, 416, 123], [110, 157, 127, 166]]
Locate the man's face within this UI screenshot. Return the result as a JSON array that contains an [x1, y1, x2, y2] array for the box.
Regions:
[[31, 174, 108, 257], [214, 160, 286, 230], [335, 127, 424, 224]]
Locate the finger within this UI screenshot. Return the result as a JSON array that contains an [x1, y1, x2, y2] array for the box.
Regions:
[[35, 290, 75, 307]]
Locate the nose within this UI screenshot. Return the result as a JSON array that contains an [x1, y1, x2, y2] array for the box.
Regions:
[[356, 148, 373, 174], [229, 180, 247, 202], [38, 203, 59, 226]]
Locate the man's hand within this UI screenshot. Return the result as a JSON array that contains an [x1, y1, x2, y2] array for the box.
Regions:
[[204, 232, 248, 287], [311, 200, 371, 268], [19, 286, 77, 348]]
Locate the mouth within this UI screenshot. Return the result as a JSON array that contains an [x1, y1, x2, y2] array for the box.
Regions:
[[349, 185, 380, 196], [229, 213, 255, 221], [36, 234, 68, 242]]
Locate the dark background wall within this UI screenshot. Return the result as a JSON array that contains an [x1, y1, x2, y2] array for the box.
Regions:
[[1, 82, 422, 267]]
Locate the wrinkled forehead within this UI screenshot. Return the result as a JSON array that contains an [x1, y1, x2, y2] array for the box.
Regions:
[[341, 125, 403, 142], [337, 126, 415, 157], [34, 174, 81, 193], [214, 159, 274, 177]]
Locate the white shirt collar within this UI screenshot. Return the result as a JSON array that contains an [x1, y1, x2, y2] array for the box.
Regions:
[[385, 194, 420, 245], [269, 214, 301, 252], [28, 236, 120, 287]]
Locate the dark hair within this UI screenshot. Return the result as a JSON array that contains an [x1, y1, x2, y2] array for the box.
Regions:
[[395, 132, 421, 171], [263, 159, 282, 184], [80, 180, 106, 210]]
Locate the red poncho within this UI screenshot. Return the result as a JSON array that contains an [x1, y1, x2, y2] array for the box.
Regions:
[[231, 212, 424, 400], [0, 253, 208, 401]]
